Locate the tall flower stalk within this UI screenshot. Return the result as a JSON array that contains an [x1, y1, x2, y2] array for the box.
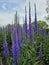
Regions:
[[3, 27, 9, 58], [11, 23, 17, 63], [29, 2, 34, 43], [11, 12, 22, 64], [25, 6, 27, 38], [23, 6, 27, 44], [17, 16, 22, 52], [23, 20, 26, 44], [34, 3, 38, 34], [14, 11, 18, 26], [11, 21, 19, 64]]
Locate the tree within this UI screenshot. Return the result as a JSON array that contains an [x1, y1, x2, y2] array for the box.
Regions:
[[32, 20, 48, 29], [37, 20, 48, 29], [46, 0, 49, 21]]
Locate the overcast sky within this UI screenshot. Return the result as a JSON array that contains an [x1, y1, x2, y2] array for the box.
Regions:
[[0, 0, 47, 26]]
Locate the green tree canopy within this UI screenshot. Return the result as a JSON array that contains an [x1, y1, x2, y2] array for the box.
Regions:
[[38, 20, 48, 29], [32, 20, 48, 29]]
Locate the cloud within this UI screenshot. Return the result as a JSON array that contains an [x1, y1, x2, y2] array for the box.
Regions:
[[0, 0, 47, 26], [13, 7, 17, 11], [0, 12, 15, 26], [1, 3, 6, 10], [0, 0, 23, 4]]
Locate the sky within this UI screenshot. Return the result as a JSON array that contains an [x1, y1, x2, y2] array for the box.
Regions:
[[0, 0, 47, 26]]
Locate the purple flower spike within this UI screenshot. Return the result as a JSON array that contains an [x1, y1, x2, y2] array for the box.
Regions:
[[34, 3, 38, 34], [38, 43, 42, 58], [25, 6, 27, 37], [23, 23, 26, 43], [17, 16, 22, 51], [39, 49, 42, 58], [3, 27, 9, 58], [29, 2, 34, 43]]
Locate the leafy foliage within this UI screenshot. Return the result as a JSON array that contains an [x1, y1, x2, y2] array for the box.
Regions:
[[19, 43, 39, 65], [19, 35, 49, 65], [6, 31, 11, 48], [0, 30, 4, 55]]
